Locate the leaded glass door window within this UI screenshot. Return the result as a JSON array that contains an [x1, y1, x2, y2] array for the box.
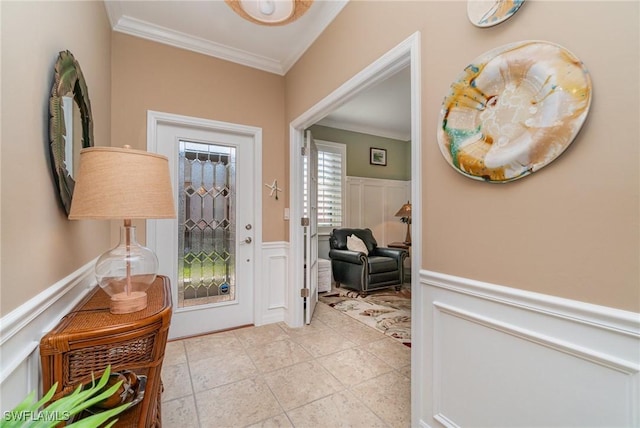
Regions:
[[178, 140, 236, 308]]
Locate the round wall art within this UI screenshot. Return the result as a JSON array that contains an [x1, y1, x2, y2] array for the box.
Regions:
[[436, 40, 592, 183], [467, 0, 525, 28]]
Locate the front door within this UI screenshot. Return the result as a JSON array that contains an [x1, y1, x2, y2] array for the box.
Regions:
[[148, 112, 257, 339]]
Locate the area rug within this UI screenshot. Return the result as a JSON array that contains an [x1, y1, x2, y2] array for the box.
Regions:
[[319, 285, 411, 347]]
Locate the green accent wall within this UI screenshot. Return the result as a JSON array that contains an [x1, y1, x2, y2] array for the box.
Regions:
[[309, 125, 411, 181]]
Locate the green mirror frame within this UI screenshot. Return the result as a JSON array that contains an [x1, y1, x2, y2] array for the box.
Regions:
[[49, 50, 94, 215]]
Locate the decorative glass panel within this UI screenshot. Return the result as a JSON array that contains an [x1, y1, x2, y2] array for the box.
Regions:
[[178, 140, 236, 308]]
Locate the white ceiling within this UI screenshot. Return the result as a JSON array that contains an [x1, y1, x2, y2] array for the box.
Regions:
[[104, 0, 411, 141]]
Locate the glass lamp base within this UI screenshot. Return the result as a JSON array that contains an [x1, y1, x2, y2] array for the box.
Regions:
[[110, 291, 148, 314]]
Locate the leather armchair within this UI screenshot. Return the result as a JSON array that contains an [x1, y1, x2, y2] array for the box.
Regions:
[[329, 228, 408, 295]]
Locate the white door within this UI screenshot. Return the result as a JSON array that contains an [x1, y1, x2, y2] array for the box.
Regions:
[[304, 131, 319, 324], [148, 113, 257, 339]]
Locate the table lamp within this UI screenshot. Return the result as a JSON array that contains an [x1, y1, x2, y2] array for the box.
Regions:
[[68, 146, 175, 314], [394, 201, 412, 245]]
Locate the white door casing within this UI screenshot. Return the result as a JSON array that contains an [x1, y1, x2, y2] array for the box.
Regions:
[[304, 130, 319, 324], [287, 32, 421, 426], [288, 33, 421, 330], [146, 111, 262, 339]]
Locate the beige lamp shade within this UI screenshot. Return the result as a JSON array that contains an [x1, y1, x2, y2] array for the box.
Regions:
[[68, 146, 176, 220], [395, 201, 411, 218]]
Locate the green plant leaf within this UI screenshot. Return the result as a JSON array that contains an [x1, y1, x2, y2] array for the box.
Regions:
[[32, 382, 58, 410], [67, 380, 124, 415], [1, 366, 130, 428], [66, 402, 130, 428]]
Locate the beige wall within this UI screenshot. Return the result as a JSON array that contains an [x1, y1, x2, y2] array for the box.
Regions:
[[309, 124, 411, 180], [0, 1, 112, 316], [286, 1, 640, 312], [111, 33, 287, 244], [1, 0, 637, 316]]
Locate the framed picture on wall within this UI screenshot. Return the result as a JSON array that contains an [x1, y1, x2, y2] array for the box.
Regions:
[[370, 148, 387, 166]]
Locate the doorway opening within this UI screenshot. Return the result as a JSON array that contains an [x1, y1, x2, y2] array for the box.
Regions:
[[288, 32, 422, 329]]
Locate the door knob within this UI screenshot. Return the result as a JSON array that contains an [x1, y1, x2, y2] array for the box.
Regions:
[[244, 237, 252, 244]]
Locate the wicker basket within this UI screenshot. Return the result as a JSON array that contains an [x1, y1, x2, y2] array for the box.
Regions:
[[40, 276, 172, 427]]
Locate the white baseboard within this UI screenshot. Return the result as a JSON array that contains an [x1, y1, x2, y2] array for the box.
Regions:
[[415, 270, 640, 428], [0, 260, 96, 412], [256, 242, 289, 326]]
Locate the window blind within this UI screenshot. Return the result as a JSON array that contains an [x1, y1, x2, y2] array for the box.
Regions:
[[303, 141, 345, 229]]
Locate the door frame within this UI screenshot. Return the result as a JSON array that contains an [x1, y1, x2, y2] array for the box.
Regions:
[[288, 31, 422, 328], [146, 110, 264, 330]]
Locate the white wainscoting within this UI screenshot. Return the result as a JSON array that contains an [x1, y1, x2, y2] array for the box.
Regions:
[[346, 176, 410, 246], [415, 270, 640, 428], [0, 260, 96, 412], [257, 242, 289, 326]]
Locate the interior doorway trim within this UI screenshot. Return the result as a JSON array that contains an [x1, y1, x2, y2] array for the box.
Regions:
[[288, 31, 422, 328]]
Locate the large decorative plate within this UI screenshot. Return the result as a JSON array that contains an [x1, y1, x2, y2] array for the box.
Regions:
[[467, 0, 525, 27], [437, 40, 592, 183]]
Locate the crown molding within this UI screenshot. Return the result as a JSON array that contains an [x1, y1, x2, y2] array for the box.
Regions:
[[316, 116, 411, 142], [280, 0, 349, 73], [112, 15, 285, 75], [105, 1, 349, 76]]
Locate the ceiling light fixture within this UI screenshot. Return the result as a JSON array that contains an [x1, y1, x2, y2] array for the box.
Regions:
[[225, 0, 313, 26]]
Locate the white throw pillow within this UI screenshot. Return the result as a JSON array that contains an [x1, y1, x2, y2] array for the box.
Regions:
[[346, 234, 369, 254]]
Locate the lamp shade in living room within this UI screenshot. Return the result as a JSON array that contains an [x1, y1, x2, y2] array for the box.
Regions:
[[69, 146, 175, 314], [394, 201, 412, 245]]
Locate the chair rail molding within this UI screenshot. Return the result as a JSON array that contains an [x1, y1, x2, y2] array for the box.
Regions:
[[415, 269, 640, 428], [0, 260, 96, 411]]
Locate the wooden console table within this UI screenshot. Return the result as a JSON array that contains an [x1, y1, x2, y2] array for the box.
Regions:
[[388, 242, 410, 250], [40, 276, 172, 427]]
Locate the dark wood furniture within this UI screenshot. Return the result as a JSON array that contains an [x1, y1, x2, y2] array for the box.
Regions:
[[388, 242, 411, 282], [40, 276, 172, 427], [388, 242, 410, 250]]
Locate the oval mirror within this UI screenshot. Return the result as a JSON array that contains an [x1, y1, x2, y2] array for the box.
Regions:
[[49, 50, 94, 215]]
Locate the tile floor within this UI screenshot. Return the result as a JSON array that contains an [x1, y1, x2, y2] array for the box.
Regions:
[[161, 301, 411, 427]]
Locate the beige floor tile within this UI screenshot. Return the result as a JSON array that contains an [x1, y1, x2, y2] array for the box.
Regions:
[[161, 363, 193, 402], [351, 371, 411, 428], [313, 303, 352, 328], [233, 323, 290, 348], [190, 352, 258, 392], [164, 340, 187, 366], [263, 360, 343, 411], [245, 413, 293, 428], [317, 347, 393, 387], [397, 364, 411, 379], [196, 376, 282, 427], [332, 318, 388, 345], [277, 319, 330, 337], [163, 301, 412, 427], [245, 338, 313, 373], [361, 337, 411, 369], [291, 329, 356, 358], [286, 390, 387, 428], [184, 331, 245, 363], [161, 395, 199, 428]]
